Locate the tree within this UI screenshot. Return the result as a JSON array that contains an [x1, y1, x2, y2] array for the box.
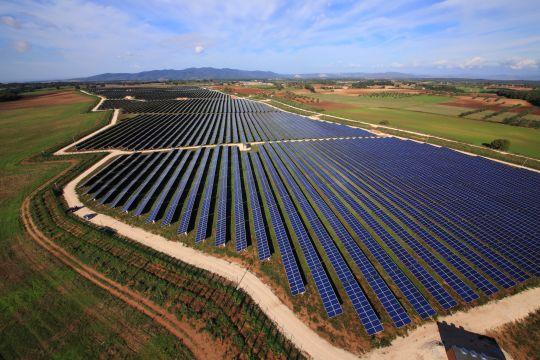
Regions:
[[304, 83, 316, 93], [485, 138, 510, 151], [379, 120, 389, 126]]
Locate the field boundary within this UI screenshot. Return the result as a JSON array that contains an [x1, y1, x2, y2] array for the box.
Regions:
[[19, 158, 215, 359]]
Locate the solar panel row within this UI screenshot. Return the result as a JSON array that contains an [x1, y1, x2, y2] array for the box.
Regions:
[[267, 144, 386, 333], [92, 87, 225, 100], [75, 112, 370, 151], [98, 98, 273, 113]]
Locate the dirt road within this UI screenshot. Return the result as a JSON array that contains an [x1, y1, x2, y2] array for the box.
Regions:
[[19, 159, 223, 360]]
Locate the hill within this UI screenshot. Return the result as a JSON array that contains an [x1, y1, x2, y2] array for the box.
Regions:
[[76, 67, 283, 81]]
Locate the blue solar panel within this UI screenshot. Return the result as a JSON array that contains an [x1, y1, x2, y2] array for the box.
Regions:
[[298, 142, 469, 307], [324, 140, 502, 296], [122, 152, 173, 212], [267, 144, 386, 333], [194, 148, 220, 243], [241, 151, 270, 260], [215, 147, 229, 246], [178, 148, 211, 234], [97, 153, 152, 205], [109, 153, 164, 208], [258, 147, 342, 318], [289, 143, 436, 319], [158, 149, 201, 226], [87, 153, 139, 196], [277, 143, 419, 323], [232, 148, 247, 252], [133, 150, 185, 217], [79, 155, 124, 189], [250, 152, 305, 296], [146, 151, 190, 223]]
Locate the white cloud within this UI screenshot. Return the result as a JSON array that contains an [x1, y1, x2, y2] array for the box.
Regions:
[[117, 51, 135, 59], [12, 40, 30, 52], [194, 45, 204, 54], [431, 57, 488, 69], [1, 15, 20, 28], [459, 56, 487, 69], [433, 59, 451, 68], [503, 58, 537, 70]]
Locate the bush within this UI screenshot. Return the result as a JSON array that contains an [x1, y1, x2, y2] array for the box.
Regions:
[[484, 138, 510, 151], [379, 120, 390, 126], [304, 83, 316, 93], [0, 89, 22, 102]]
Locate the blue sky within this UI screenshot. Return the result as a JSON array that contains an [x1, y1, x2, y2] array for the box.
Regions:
[[1, 0, 539, 81]]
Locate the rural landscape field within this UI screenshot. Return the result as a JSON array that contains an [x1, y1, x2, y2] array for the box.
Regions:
[[1, 1, 539, 360]]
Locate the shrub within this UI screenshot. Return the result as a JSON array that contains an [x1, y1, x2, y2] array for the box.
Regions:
[[484, 138, 510, 151], [379, 120, 390, 126], [304, 83, 316, 93]]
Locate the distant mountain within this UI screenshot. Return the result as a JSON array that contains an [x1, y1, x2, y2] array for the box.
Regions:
[[72, 67, 540, 82], [75, 67, 283, 81]]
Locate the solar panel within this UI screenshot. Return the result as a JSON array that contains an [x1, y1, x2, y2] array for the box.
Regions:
[[267, 144, 386, 333], [251, 152, 305, 295], [215, 147, 229, 246], [232, 147, 247, 252], [324, 140, 501, 296], [133, 150, 185, 217], [122, 151, 174, 212], [241, 151, 270, 259], [85, 153, 139, 195], [146, 152, 192, 223], [160, 148, 201, 226], [258, 147, 342, 318], [109, 152, 164, 208], [194, 148, 220, 243], [79, 155, 125, 189], [291, 142, 436, 319], [296, 142, 467, 307], [178, 148, 211, 234], [97, 153, 152, 205]]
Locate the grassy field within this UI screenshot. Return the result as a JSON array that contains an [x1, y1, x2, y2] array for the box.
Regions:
[[299, 92, 540, 159], [0, 92, 193, 358]]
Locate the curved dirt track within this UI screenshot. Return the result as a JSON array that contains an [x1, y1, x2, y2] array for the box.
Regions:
[[54, 91, 540, 359], [19, 160, 222, 360]]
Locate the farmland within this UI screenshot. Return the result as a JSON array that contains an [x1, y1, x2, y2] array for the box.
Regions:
[[71, 86, 539, 352]]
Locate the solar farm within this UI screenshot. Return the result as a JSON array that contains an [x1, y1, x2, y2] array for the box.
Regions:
[[77, 86, 540, 337]]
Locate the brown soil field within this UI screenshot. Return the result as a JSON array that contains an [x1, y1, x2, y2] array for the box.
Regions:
[[442, 95, 540, 115], [0, 91, 90, 110], [309, 86, 426, 96], [485, 85, 533, 91]]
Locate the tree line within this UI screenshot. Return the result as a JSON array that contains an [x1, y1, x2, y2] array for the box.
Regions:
[[492, 88, 540, 106]]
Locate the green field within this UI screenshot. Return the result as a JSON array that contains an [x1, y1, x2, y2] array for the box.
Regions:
[[307, 93, 540, 159], [0, 92, 192, 358]]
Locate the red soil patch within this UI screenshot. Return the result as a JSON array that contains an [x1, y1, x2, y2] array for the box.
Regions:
[[308, 86, 426, 96], [0, 91, 89, 111], [442, 96, 540, 115]]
